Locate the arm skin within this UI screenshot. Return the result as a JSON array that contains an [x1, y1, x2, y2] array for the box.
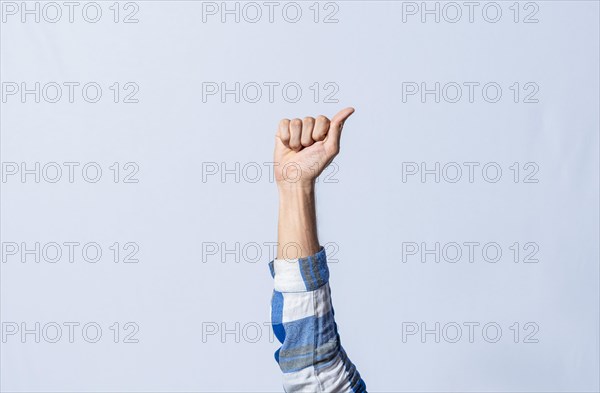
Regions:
[[277, 185, 319, 260], [269, 108, 367, 393], [275, 107, 352, 260]]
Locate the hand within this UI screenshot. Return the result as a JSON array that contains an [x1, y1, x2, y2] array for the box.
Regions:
[[274, 107, 355, 188]]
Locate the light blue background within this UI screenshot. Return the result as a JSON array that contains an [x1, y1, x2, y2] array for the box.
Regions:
[[1, 1, 599, 392]]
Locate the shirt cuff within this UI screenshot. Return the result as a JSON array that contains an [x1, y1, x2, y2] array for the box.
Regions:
[[268, 246, 330, 293]]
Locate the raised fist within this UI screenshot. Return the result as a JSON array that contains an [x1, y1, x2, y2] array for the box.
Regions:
[[274, 107, 355, 187]]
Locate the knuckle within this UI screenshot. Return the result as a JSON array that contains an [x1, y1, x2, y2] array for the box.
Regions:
[[291, 118, 302, 127], [301, 133, 314, 143], [313, 132, 326, 141], [314, 127, 327, 136], [301, 131, 310, 141]]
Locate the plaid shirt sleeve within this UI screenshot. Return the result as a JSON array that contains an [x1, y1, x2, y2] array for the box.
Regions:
[[268, 246, 367, 393]]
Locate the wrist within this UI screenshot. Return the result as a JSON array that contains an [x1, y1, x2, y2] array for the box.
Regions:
[[277, 179, 315, 195]]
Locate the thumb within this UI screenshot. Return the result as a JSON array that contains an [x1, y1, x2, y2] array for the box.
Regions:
[[325, 107, 355, 152]]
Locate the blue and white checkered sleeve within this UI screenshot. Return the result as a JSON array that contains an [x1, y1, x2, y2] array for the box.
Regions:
[[268, 247, 367, 393]]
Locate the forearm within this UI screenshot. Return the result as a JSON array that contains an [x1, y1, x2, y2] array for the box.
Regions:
[[271, 182, 366, 393], [269, 236, 366, 392], [277, 182, 320, 259], [268, 108, 366, 392]]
